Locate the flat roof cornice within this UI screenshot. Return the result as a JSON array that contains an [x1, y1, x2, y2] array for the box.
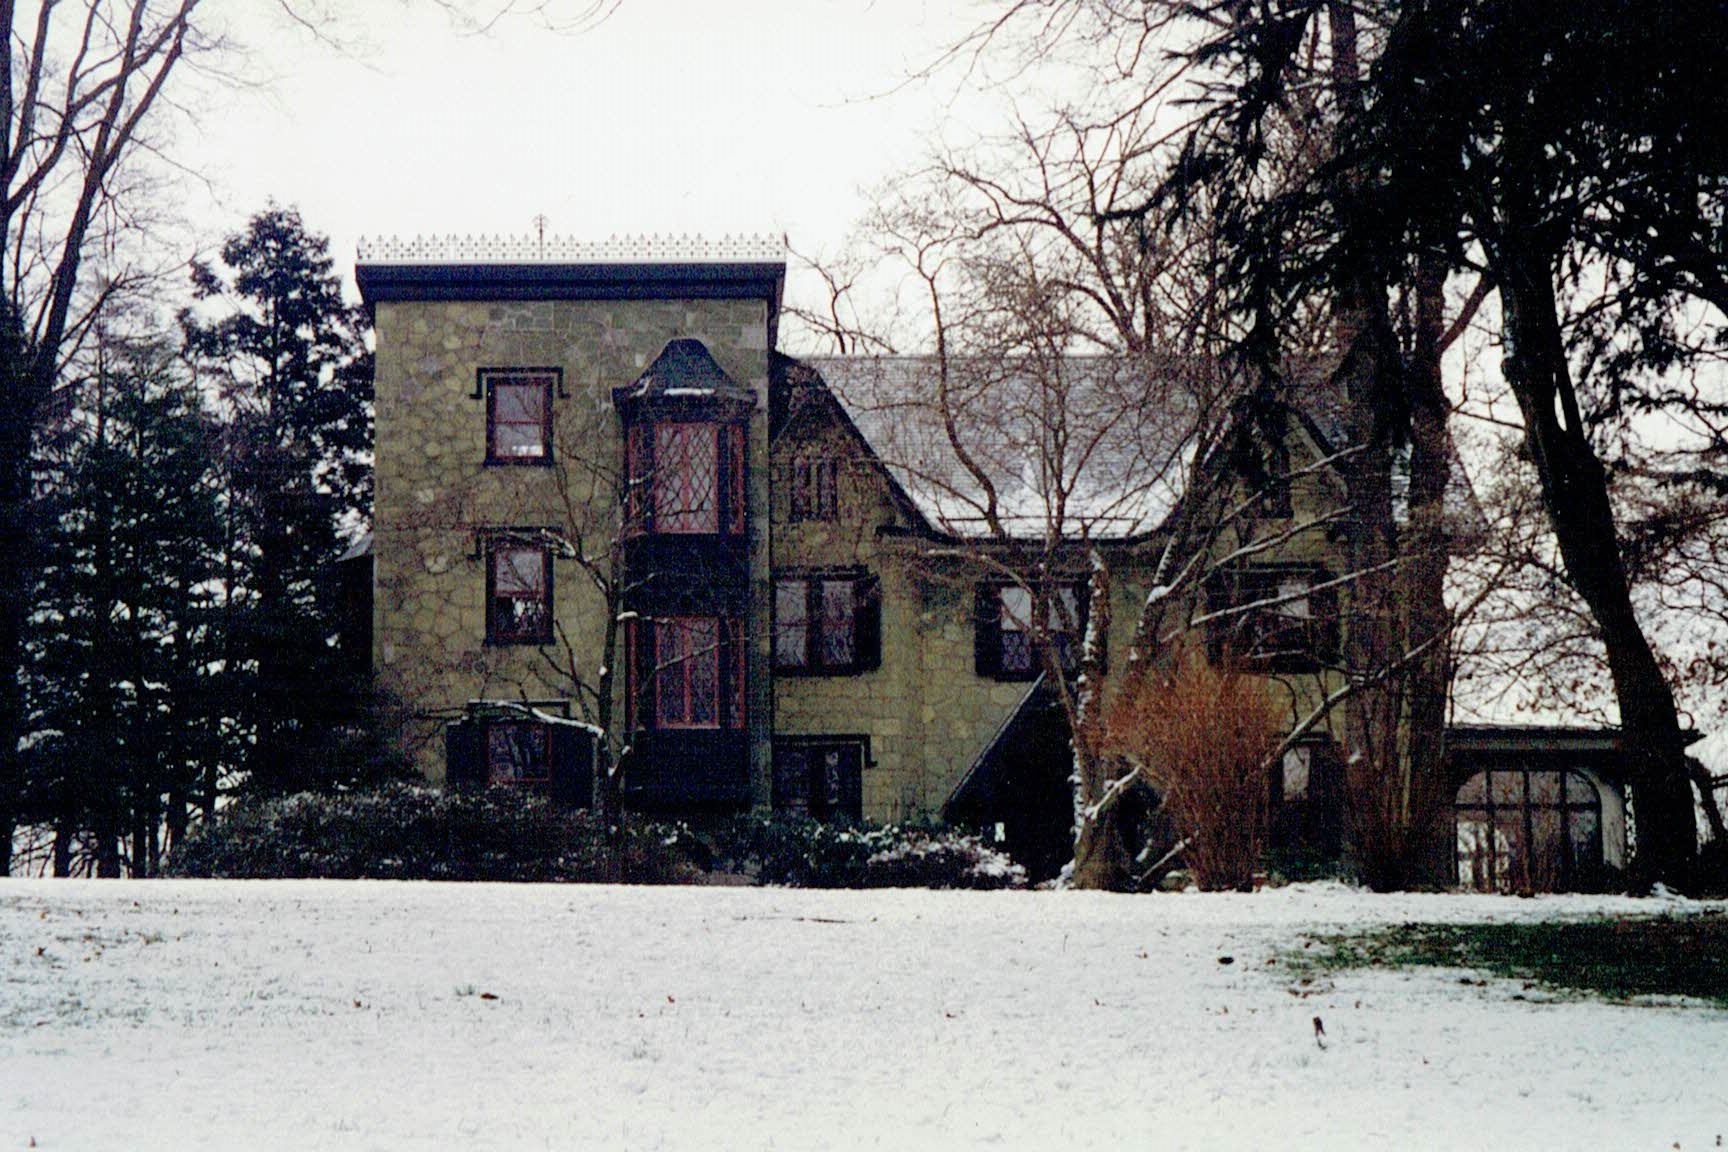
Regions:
[[355, 259, 785, 305], [354, 234, 787, 336]]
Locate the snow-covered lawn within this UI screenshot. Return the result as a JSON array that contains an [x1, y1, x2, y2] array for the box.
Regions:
[[1, 881, 1723, 1151]]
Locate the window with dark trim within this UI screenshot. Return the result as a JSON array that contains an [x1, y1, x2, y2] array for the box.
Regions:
[[486, 720, 551, 785], [773, 738, 866, 822], [974, 583, 1088, 681], [444, 702, 595, 807], [790, 458, 839, 522], [627, 421, 746, 536], [483, 370, 555, 465], [486, 540, 553, 645], [773, 573, 880, 674], [626, 615, 746, 732], [1205, 566, 1338, 671]]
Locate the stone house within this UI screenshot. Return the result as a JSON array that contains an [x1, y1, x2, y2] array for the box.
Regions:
[[355, 235, 1644, 889]]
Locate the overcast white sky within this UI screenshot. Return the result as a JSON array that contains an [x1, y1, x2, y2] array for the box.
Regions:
[[175, 1, 991, 312]]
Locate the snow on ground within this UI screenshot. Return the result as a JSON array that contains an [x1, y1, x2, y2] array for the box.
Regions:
[[0, 880, 1723, 1151]]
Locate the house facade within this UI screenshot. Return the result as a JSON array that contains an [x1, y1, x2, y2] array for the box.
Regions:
[[356, 234, 1638, 889]]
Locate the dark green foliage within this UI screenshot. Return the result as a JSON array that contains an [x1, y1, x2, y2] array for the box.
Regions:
[[1296, 913, 1728, 1007], [25, 340, 228, 874], [0, 300, 37, 874], [180, 205, 375, 795], [710, 812, 1028, 889], [166, 792, 1028, 889], [166, 784, 703, 884]]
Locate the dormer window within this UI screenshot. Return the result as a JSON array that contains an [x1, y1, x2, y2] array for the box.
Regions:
[[627, 421, 746, 536]]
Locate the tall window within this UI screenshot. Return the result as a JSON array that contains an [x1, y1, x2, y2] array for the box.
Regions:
[[630, 616, 746, 731], [627, 421, 746, 536], [976, 584, 1085, 680], [487, 541, 553, 644], [656, 617, 721, 728], [484, 370, 554, 464], [774, 574, 880, 674], [655, 424, 719, 532], [790, 458, 839, 522]]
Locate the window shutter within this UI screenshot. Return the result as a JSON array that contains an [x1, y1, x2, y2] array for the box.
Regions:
[[855, 575, 882, 671], [974, 584, 1001, 678], [548, 723, 595, 809], [722, 617, 747, 730], [835, 745, 864, 823], [444, 719, 484, 791]]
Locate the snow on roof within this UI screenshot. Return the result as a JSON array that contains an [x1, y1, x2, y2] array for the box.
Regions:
[[355, 232, 784, 266], [803, 356, 1198, 541]]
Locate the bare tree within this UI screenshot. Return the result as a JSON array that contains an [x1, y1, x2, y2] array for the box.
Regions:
[[791, 101, 1377, 887]]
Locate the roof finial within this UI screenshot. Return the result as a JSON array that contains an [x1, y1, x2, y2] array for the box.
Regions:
[[532, 213, 550, 259]]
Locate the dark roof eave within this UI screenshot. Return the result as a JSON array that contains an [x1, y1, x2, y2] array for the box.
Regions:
[[355, 260, 785, 318], [1446, 723, 1706, 754]]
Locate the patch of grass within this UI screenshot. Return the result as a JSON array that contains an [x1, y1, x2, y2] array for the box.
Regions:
[[1294, 912, 1728, 1007]]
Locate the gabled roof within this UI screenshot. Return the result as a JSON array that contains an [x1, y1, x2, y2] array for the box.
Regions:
[[789, 352, 1486, 546], [799, 355, 1198, 541]]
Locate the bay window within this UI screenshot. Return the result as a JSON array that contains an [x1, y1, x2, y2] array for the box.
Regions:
[[627, 421, 746, 536], [627, 615, 746, 731]]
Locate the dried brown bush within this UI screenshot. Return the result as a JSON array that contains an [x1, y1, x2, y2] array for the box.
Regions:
[[1109, 651, 1284, 891]]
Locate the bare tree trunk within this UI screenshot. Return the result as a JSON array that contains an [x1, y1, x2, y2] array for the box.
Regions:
[[165, 787, 189, 860], [1399, 259, 1456, 885], [1068, 551, 1129, 889], [52, 824, 72, 878], [1328, 1, 1421, 890], [94, 821, 121, 879], [1495, 240, 1697, 883]]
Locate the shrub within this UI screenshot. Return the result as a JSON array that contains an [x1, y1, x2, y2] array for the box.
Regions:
[[165, 784, 701, 884], [1108, 650, 1284, 891], [710, 813, 1027, 889]]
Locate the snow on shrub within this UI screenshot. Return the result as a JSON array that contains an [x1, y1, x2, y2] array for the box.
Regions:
[[713, 814, 1027, 889], [165, 784, 701, 884]]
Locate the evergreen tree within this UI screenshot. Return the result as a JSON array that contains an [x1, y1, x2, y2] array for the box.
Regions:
[[25, 339, 226, 875], [182, 205, 374, 795]]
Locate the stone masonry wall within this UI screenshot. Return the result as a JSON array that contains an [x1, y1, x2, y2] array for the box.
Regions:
[[373, 297, 771, 781]]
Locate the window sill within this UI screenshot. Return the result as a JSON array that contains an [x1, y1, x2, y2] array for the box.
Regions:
[[773, 664, 875, 678], [484, 635, 554, 648]]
